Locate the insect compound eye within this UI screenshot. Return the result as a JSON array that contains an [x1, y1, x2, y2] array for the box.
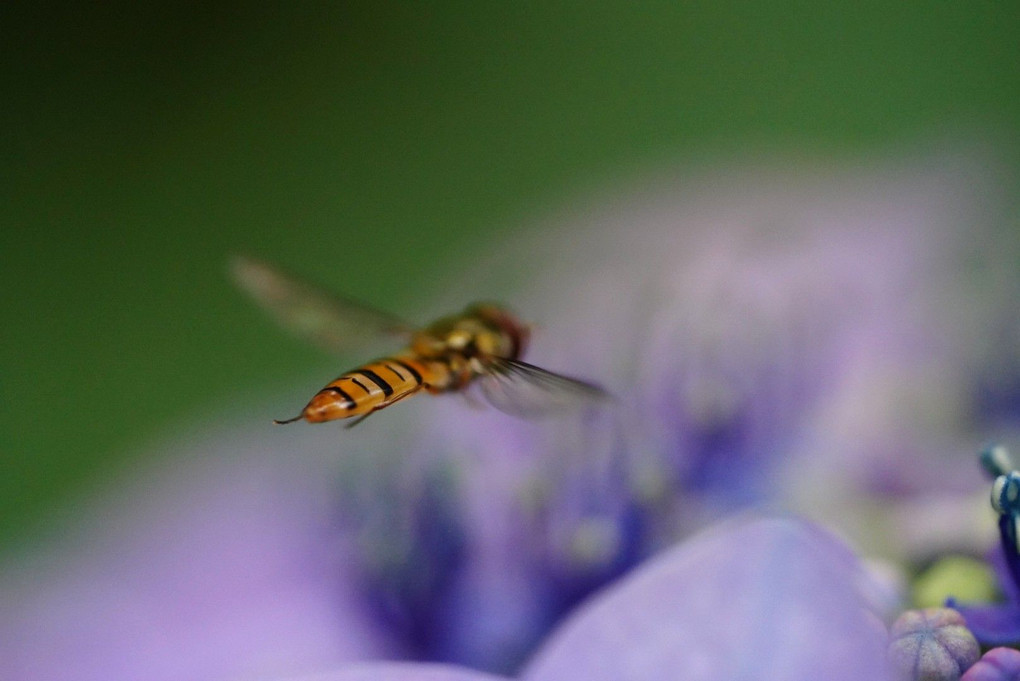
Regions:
[[992, 472, 1020, 516]]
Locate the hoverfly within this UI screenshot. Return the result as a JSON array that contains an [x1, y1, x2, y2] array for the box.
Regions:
[[230, 255, 609, 427]]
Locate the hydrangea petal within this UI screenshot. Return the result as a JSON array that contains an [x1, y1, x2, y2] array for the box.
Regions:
[[522, 517, 892, 681], [0, 427, 396, 681], [292, 661, 510, 681], [962, 648, 1020, 681], [950, 603, 1020, 647]]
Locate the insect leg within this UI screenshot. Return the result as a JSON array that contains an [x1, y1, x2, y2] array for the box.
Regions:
[[343, 385, 424, 429], [343, 412, 375, 429]]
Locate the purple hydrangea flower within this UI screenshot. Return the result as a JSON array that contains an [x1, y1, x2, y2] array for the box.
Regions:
[[950, 448, 1020, 646], [1, 157, 1015, 680], [341, 157, 1013, 667], [1, 488, 897, 680], [290, 517, 897, 681]]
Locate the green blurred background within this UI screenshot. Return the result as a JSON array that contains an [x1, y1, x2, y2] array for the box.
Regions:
[[2, 2, 1017, 552]]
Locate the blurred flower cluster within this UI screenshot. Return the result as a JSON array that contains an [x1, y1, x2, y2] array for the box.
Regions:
[[2, 156, 1017, 681]]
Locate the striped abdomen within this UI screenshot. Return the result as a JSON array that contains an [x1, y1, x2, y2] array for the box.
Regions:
[[295, 357, 437, 423]]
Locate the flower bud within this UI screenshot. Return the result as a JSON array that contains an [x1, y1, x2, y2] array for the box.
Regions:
[[888, 608, 980, 681]]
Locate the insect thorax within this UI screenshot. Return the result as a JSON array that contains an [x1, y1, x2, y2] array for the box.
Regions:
[[410, 303, 526, 361]]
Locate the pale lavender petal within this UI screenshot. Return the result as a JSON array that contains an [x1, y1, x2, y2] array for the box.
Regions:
[[291, 661, 510, 681], [522, 517, 893, 681], [0, 426, 397, 681], [962, 648, 1020, 681]]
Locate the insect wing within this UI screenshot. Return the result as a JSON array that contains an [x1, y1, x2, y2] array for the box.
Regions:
[[479, 358, 610, 417], [230, 254, 413, 354]]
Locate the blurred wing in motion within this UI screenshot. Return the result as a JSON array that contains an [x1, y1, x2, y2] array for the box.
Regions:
[[229, 254, 413, 354], [478, 357, 610, 417]]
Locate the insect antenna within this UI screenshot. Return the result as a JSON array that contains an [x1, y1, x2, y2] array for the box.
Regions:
[[273, 414, 304, 425]]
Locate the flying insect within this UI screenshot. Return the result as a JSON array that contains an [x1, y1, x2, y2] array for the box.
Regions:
[[231, 255, 608, 427]]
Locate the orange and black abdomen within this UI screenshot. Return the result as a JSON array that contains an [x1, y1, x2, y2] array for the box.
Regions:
[[300, 357, 433, 422]]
